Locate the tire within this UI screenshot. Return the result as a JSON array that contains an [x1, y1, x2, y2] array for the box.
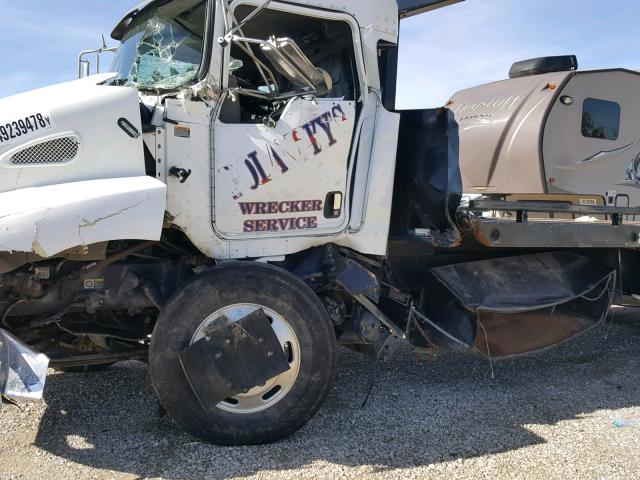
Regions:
[[149, 262, 337, 445]]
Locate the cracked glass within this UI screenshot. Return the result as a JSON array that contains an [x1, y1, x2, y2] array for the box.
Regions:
[[111, 0, 208, 91]]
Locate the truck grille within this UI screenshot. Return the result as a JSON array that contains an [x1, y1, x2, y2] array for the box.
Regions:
[[10, 136, 80, 165]]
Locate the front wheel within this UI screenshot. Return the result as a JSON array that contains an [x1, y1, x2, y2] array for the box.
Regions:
[[149, 262, 337, 445]]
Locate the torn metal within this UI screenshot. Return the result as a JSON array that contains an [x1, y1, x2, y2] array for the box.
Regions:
[[419, 252, 616, 359], [0, 176, 166, 266], [0, 328, 49, 402]]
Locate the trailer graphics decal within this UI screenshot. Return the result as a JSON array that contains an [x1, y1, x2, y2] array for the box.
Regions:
[[625, 152, 640, 184], [581, 138, 640, 164], [453, 95, 521, 124]]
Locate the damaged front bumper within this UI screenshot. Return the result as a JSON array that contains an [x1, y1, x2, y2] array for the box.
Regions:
[[0, 328, 49, 402]]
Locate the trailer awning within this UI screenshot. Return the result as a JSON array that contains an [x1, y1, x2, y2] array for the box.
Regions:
[[397, 0, 464, 18]]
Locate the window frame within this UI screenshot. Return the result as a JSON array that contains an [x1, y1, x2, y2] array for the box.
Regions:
[[224, 0, 367, 103], [581, 97, 621, 141]]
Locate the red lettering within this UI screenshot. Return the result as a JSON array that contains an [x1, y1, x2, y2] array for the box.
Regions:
[[267, 219, 278, 231], [312, 113, 338, 147], [301, 123, 322, 155], [302, 200, 312, 211], [243, 220, 255, 232], [268, 202, 278, 214], [239, 203, 257, 215], [312, 200, 323, 212], [308, 217, 318, 228], [278, 218, 292, 230], [256, 220, 268, 231], [279, 201, 290, 213]]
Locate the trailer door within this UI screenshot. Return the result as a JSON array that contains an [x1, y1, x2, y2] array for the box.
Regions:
[[543, 70, 640, 207]]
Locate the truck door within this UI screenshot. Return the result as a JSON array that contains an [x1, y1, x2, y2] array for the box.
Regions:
[[212, 3, 362, 238]]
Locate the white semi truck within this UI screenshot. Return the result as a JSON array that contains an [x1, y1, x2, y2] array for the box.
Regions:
[[1, 0, 640, 445]]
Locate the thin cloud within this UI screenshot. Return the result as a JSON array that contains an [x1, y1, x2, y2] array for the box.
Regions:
[[397, 0, 640, 108]]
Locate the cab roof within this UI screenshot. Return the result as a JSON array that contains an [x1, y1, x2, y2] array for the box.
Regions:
[[397, 0, 463, 18], [112, 0, 463, 40]]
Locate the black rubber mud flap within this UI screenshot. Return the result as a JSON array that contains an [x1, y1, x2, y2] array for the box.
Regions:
[[419, 252, 616, 359], [179, 309, 290, 412]]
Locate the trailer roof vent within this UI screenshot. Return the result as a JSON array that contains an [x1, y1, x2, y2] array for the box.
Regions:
[[9, 136, 80, 166], [509, 55, 578, 79]]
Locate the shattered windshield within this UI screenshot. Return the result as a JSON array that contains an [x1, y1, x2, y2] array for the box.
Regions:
[[111, 0, 207, 90]]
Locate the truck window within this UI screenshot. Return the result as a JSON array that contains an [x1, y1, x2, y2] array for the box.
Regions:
[[581, 98, 620, 141], [222, 5, 359, 124], [110, 0, 207, 91], [377, 41, 399, 111]]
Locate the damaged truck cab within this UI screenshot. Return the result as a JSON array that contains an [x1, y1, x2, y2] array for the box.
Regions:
[[1, 0, 640, 445]]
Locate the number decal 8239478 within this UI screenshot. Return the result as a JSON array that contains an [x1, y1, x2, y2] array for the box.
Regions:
[[0, 111, 55, 147]]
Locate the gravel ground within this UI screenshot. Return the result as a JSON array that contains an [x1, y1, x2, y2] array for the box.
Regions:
[[2, 308, 640, 480]]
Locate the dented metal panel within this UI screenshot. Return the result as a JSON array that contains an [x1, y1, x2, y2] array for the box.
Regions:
[[213, 98, 356, 238], [0, 176, 166, 260], [0, 328, 49, 402], [419, 252, 615, 359]]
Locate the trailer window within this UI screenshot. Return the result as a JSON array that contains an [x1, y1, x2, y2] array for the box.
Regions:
[[581, 98, 620, 141]]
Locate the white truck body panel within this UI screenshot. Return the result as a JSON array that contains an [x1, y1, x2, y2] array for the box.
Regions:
[[161, 1, 402, 259], [163, 96, 400, 260], [0, 0, 403, 264], [0, 176, 166, 258], [0, 74, 145, 193], [213, 98, 356, 237]]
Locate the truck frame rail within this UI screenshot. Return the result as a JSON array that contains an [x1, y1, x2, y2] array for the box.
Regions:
[[464, 199, 640, 249]]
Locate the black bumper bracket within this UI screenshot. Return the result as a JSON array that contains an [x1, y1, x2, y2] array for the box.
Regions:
[[179, 309, 290, 412]]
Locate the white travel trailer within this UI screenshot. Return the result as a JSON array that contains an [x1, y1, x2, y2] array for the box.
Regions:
[[450, 56, 640, 208]]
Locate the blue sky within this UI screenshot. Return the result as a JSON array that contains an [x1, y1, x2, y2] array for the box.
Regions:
[[1, 0, 639, 107]]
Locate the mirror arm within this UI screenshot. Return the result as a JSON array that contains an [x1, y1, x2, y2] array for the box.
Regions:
[[231, 36, 279, 95], [232, 35, 317, 92], [231, 87, 273, 100], [221, 0, 273, 44], [217, 0, 230, 34], [219, 4, 278, 95]]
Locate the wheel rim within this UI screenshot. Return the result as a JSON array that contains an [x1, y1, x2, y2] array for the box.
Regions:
[[190, 303, 301, 414]]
